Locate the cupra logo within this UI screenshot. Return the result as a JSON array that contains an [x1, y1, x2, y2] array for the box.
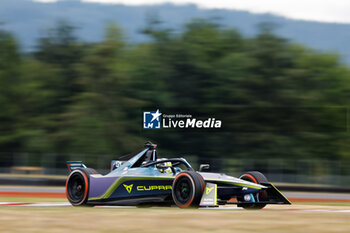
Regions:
[[123, 184, 133, 193], [206, 187, 214, 195]]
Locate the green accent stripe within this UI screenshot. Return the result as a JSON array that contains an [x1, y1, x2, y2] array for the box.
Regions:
[[88, 176, 174, 201], [214, 184, 217, 206], [205, 179, 263, 190], [270, 183, 292, 204], [89, 176, 264, 201]]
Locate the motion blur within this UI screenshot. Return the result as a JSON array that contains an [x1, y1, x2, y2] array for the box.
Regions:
[[1, 18, 350, 187]]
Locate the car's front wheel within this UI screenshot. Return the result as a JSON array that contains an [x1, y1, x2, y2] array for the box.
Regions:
[[172, 171, 205, 208], [238, 171, 268, 210]]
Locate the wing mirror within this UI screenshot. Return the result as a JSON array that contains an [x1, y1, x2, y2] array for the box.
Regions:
[[199, 164, 210, 172]]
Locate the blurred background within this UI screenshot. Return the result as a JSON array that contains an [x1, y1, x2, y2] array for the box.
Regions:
[[1, 0, 350, 189]]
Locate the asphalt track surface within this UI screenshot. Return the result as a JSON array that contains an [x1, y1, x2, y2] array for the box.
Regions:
[[1, 186, 350, 213], [1, 202, 350, 214], [1, 186, 350, 202]]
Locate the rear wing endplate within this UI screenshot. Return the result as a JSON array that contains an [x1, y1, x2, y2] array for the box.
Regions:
[[66, 161, 87, 172]]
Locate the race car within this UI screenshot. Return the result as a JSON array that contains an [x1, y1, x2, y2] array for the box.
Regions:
[[66, 142, 291, 208]]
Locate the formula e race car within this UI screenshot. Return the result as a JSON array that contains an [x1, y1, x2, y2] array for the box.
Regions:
[[66, 142, 291, 209]]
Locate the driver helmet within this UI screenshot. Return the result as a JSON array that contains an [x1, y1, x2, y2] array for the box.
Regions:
[[163, 162, 173, 174]]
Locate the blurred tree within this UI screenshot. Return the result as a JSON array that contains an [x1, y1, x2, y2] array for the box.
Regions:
[[35, 20, 84, 108], [32, 20, 86, 153], [0, 29, 22, 152], [17, 59, 60, 153], [67, 23, 145, 157], [0, 18, 350, 167]]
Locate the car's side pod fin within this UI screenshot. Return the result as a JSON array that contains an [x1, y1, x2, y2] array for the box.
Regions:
[[66, 161, 87, 172], [263, 183, 292, 204]]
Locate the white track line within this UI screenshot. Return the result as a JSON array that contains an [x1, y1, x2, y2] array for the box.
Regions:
[[300, 209, 350, 213], [0, 202, 71, 207]]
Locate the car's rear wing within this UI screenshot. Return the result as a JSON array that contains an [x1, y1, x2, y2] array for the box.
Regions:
[[66, 161, 87, 172]]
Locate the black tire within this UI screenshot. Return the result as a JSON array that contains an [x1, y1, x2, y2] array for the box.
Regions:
[[238, 171, 268, 210], [172, 171, 205, 208], [66, 168, 96, 206]]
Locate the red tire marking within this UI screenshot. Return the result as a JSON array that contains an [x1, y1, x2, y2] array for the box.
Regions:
[[65, 174, 71, 201], [173, 172, 190, 184], [198, 175, 205, 192], [242, 174, 258, 184], [82, 172, 89, 201]]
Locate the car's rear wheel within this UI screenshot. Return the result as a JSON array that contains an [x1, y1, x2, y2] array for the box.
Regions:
[[172, 171, 205, 208], [66, 168, 94, 206], [238, 171, 268, 210]]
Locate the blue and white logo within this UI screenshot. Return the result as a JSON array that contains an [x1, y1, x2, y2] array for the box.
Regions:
[[143, 110, 162, 129]]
